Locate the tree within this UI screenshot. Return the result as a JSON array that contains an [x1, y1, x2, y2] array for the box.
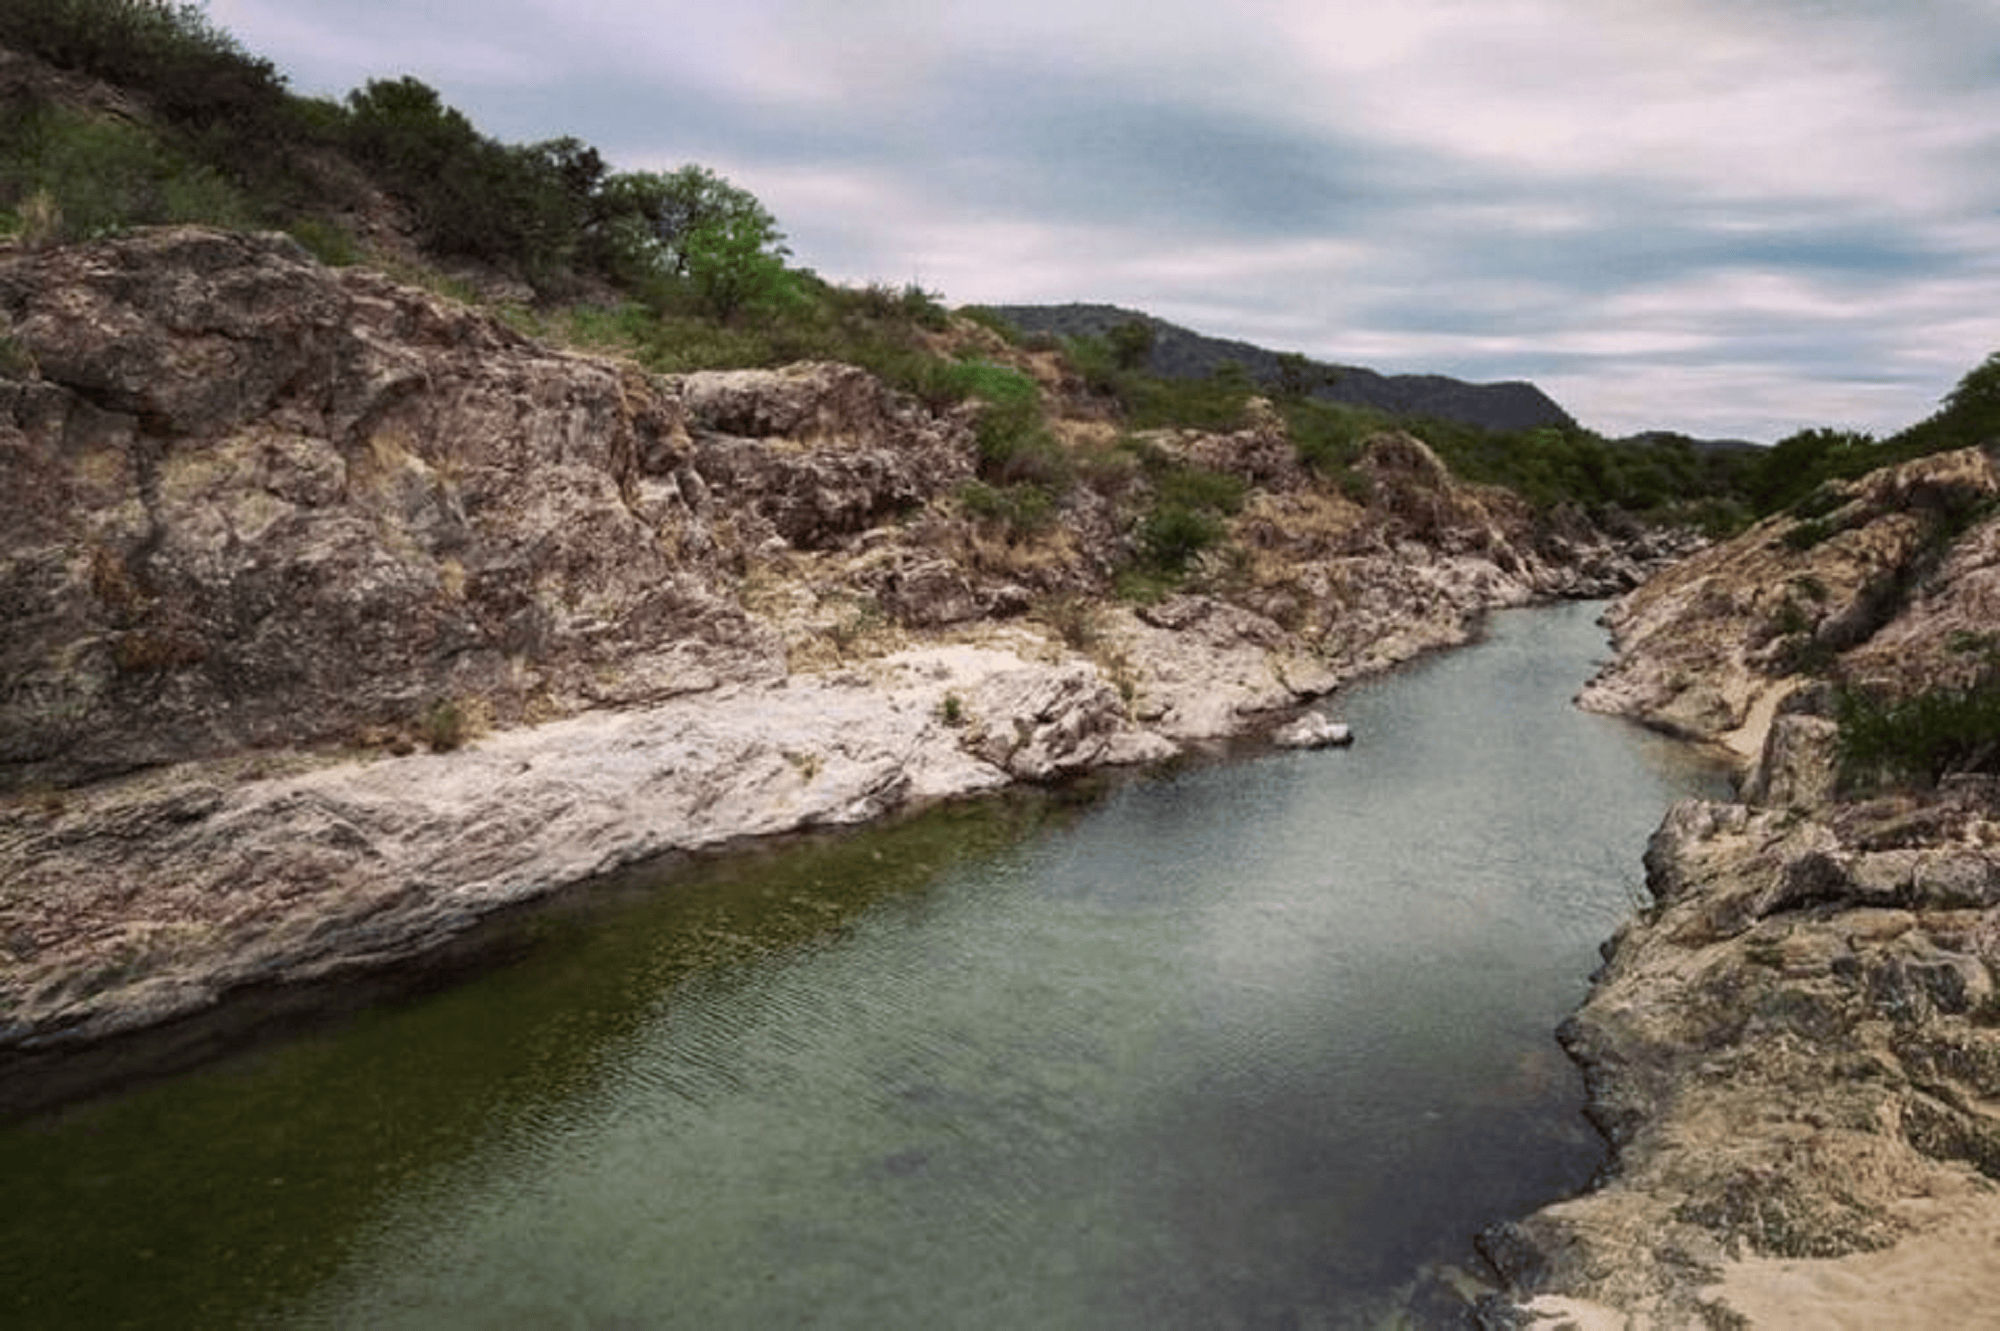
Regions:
[[342, 80, 592, 287], [1747, 427, 1876, 515], [1274, 351, 1332, 400], [1937, 351, 2000, 448], [682, 210, 793, 322], [1107, 318, 1154, 372], [596, 165, 786, 284]]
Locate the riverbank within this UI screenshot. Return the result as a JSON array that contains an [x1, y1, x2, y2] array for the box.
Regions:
[[0, 584, 1567, 1069], [0, 598, 1730, 1330], [1486, 446, 2000, 1328], [2, 228, 1682, 1077]]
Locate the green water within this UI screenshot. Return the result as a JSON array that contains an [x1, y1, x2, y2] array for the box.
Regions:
[[0, 602, 1730, 1329]]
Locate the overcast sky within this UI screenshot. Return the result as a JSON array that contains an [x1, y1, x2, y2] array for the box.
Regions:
[[212, 0, 2000, 441]]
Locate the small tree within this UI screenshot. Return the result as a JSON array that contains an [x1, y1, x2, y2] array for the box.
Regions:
[[682, 210, 792, 322], [597, 165, 785, 281], [1107, 318, 1154, 372], [1938, 351, 2000, 448], [1274, 351, 1332, 400]]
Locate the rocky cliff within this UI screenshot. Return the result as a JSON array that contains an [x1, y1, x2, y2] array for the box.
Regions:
[[0, 228, 1667, 1097], [1483, 447, 2000, 1327]]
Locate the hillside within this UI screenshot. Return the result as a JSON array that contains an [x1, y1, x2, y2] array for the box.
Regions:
[[987, 302, 1577, 434], [1473, 444, 2000, 1326]]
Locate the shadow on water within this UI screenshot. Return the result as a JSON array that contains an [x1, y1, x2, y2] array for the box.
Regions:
[[0, 791, 1081, 1330], [0, 602, 1733, 1330]]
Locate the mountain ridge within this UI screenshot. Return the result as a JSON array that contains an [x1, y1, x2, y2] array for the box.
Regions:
[[987, 302, 1579, 435]]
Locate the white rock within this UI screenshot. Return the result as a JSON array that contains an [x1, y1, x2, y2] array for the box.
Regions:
[[1272, 713, 1353, 749]]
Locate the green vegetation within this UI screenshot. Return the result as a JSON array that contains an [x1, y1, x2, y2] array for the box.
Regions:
[[1738, 353, 2000, 523], [956, 479, 1056, 541], [0, 99, 250, 242], [1405, 418, 1760, 531], [1054, 322, 1769, 529], [1119, 439, 1245, 582], [1835, 679, 2000, 791], [0, 2, 791, 305]]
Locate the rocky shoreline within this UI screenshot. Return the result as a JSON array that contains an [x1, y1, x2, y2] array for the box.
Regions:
[[1481, 447, 2000, 1328], [0, 228, 1670, 1102], [15, 229, 1996, 1327]]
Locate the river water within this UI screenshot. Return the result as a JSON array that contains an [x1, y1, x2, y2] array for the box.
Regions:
[[0, 601, 1730, 1329]]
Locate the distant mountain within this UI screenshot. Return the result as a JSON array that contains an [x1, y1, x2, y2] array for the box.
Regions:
[[1613, 430, 1764, 456], [987, 303, 1577, 435]]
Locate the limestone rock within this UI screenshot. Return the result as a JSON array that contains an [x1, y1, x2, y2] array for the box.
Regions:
[[1577, 447, 2000, 758], [0, 227, 786, 788], [1271, 713, 1353, 749], [684, 363, 975, 550], [1486, 786, 2000, 1323], [0, 646, 1169, 1056], [958, 661, 1172, 780]]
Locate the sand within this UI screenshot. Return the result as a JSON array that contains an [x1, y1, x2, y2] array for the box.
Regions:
[[1704, 1188, 2000, 1328]]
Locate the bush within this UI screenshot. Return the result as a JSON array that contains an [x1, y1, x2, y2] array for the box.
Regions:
[[1152, 463, 1246, 516], [420, 697, 470, 752], [342, 78, 594, 287], [1783, 517, 1839, 552], [956, 306, 1022, 343], [1835, 680, 2000, 790], [1284, 397, 1382, 477], [0, 103, 248, 240], [957, 479, 1055, 540], [284, 215, 357, 266], [1137, 502, 1223, 574]]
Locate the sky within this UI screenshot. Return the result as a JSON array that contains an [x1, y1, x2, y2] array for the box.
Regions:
[[210, 0, 2000, 442]]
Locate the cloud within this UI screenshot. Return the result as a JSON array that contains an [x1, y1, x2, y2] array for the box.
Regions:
[[210, 0, 2000, 441]]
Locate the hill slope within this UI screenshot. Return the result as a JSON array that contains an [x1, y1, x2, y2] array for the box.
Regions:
[[988, 303, 1577, 434]]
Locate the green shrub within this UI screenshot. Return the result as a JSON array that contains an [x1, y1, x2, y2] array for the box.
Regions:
[[1137, 501, 1223, 574], [0, 103, 248, 240], [1284, 397, 1382, 477], [420, 698, 469, 752], [1061, 333, 1126, 399], [1769, 634, 1838, 678], [923, 362, 1067, 489], [0, 0, 288, 128], [1782, 517, 1838, 552], [1153, 464, 1247, 515], [1835, 680, 2000, 790], [956, 306, 1022, 343], [284, 215, 357, 266], [957, 479, 1055, 539], [1787, 484, 1851, 522]]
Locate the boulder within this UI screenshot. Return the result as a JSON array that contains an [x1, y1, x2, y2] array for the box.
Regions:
[[1272, 713, 1353, 749]]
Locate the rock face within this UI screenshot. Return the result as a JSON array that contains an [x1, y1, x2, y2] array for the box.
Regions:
[[0, 639, 1168, 1055], [0, 228, 790, 787], [0, 228, 1676, 1078], [1487, 777, 2000, 1326], [1487, 446, 2000, 1328], [1577, 447, 2000, 756]]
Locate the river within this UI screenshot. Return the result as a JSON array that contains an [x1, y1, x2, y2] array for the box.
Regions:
[[0, 601, 1731, 1328]]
